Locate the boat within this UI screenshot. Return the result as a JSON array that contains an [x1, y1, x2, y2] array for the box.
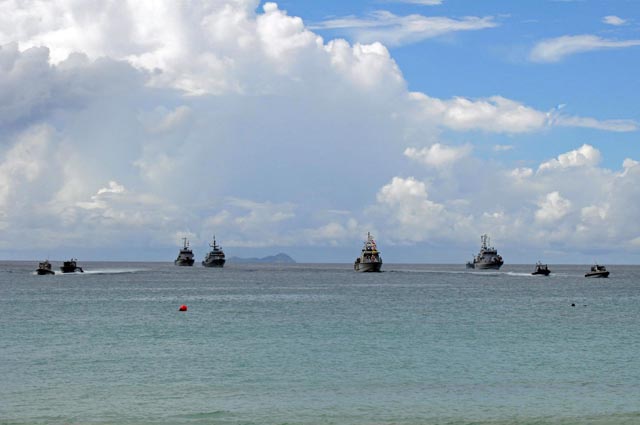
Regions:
[[469, 234, 504, 270], [174, 237, 195, 266], [36, 260, 55, 275], [202, 235, 226, 268], [585, 264, 609, 278], [60, 259, 83, 273], [354, 232, 382, 272], [531, 261, 550, 276], [466, 258, 475, 269]]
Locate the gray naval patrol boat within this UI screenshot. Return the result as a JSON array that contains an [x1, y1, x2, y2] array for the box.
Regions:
[[467, 234, 504, 270], [60, 258, 83, 273], [354, 232, 382, 272], [585, 264, 609, 278], [174, 237, 195, 266], [36, 260, 55, 275], [202, 236, 226, 268]]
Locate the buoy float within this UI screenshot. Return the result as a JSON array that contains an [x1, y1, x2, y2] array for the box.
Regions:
[[179, 304, 188, 312]]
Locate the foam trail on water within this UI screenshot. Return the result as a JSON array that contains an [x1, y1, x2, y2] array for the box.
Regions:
[[81, 268, 147, 275]]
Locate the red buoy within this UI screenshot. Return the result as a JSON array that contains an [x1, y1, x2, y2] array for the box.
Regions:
[[178, 304, 188, 312]]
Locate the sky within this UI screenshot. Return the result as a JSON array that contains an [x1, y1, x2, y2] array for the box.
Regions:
[[0, 0, 639, 263]]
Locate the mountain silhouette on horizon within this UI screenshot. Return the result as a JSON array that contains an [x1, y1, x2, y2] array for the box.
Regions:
[[227, 253, 296, 264]]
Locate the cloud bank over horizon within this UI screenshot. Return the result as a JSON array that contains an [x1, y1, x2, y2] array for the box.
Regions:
[[0, 0, 639, 262]]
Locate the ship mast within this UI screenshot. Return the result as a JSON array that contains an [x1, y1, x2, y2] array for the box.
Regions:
[[481, 234, 489, 250]]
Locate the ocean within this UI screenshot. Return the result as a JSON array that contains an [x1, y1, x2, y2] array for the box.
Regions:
[[1, 262, 639, 425]]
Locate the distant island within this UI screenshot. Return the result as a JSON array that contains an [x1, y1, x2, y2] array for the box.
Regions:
[[227, 253, 296, 264]]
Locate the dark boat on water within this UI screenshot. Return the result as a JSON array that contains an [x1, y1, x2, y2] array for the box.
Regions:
[[468, 234, 504, 270], [202, 235, 226, 268], [585, 264, 609, 278], [531, 262, 550, 276], [36, 260, 55, 275], [354, 232, 382, 272], [60, 259, 83, 273], [175, 237, 195, 266]]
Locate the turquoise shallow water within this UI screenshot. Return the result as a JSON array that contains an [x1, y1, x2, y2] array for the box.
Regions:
[[1, 262, 639, 425]]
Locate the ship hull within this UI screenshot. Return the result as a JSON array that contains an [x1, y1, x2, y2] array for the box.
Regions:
[[532, 270, 550, 276], [585, 271, 609, 278], [474, 262, 503, 270], [36, 269, 55, 275], [60, 268, 83, 273], [202, 259, 225, 268], [174, 259, 194, 266], [354, 262, 382, 272], [60, 264, 83, 273]]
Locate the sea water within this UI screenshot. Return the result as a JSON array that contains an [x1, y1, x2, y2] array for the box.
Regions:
[[1, 262, 639, 425]]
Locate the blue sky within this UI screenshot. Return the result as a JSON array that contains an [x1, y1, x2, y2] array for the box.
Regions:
[[286, 0, 640, 166], [0, 0, 639, 263]]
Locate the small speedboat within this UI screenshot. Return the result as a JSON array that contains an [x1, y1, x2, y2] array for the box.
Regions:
[[60, 259, 83, 273], [585, 264, 609, 278], [531, 262, 550, 276], [36, 260, 55, 275]]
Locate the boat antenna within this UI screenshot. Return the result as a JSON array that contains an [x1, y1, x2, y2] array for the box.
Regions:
[[481, 234, 489, 250]]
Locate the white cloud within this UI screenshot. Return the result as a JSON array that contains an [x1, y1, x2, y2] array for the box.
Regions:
[[493, 144, 514, 152], [324, 39, 404, 90], [538, 144, 601, 171], [1, 2, 632, 136], [150, 106, 192, 133], [0, 44, 56, 126], [228, 198, 296, 227], [198, 198, 305, 248], [0, 124, 54, 209], [530, 34, 640, 63], [96, 181, 125, 196], [408, 93, 637, 134], [602, 15, 626, 26], [510, 167, 533, 179], [404, 143, 472, 167], [621, 158, 639, 176], [535, 191, 572, 223], [303, 218, 361, 245], [410, 93, 548, 133], [581, 203, 608, 224], [76, 181, 127, 210], [370, 146, 640, 255], [0, 1, 639, 259], [374, 177, 455, 242], [553, 115, 638, 132], [258, 2, 323, 59], [312, 11, 497, 47]]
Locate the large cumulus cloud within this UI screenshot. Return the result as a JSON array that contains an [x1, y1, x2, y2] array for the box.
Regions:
[[0, 1, 638, 261], [374, 144, 640, 261]]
